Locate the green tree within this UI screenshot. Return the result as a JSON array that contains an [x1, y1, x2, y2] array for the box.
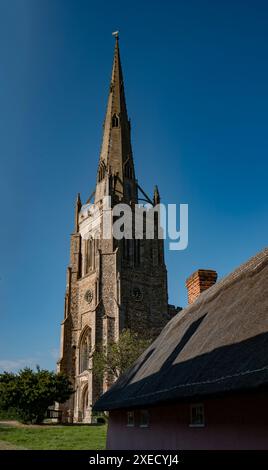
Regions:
[[93, 329, 152, 382], [0, 367, 73, 424]]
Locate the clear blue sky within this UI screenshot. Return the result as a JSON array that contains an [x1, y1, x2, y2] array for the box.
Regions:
[[0, 0, 267, 372]]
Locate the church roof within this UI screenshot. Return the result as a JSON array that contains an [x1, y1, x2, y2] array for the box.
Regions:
[[94, 247, 268, 411]]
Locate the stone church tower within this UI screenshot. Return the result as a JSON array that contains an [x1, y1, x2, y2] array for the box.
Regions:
[[57, 35, 178, 423]]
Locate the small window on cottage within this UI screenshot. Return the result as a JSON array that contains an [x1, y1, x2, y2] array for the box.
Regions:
[[112, 114, 119, 128], [140, 409, 149, 427], [127, 411, 135, 427], [190, 403, 205, 427]]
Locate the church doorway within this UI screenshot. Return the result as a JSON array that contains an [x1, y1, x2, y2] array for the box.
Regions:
[[81, 385, 89, 422]]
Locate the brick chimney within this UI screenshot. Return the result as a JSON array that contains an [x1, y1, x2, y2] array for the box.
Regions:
[[186, 269, 218, 305]]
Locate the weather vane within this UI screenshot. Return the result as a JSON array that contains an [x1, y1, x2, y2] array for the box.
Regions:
[[112, 31, 119, 39]]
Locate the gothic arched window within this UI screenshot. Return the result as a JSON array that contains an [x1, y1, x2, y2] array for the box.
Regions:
[[112, 114, 119, 128], [79, 328, 91, 373], [84, 238, 94, 275], [98, 161, 106, 182]]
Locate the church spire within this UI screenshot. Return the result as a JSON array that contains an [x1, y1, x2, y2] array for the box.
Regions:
[[95, 33, 137, 205]]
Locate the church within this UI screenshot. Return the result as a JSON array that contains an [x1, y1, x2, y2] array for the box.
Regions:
[[57, 35, 180, 423]]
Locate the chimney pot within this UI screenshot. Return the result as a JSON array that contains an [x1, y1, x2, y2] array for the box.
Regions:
[[186, 269, 217, 305]]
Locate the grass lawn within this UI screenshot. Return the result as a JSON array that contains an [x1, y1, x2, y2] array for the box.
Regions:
[[0, 422, 107, 450]]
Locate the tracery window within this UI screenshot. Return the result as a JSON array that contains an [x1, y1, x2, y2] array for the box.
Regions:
[[79, 328, 91, 373], [84, 238, 94, 275]]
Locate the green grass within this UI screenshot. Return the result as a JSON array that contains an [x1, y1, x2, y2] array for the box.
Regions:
[[0, 423, 107, 450]]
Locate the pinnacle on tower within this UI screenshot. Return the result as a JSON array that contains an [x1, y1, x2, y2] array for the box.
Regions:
[[153, 185, 161, 206], [74, 193, 82, 232]]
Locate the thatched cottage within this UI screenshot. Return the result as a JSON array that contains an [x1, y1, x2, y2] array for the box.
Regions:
[[94, 248, 268, 449]]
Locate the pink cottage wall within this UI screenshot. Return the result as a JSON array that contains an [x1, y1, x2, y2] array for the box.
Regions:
[[106, 392, 268, 450]]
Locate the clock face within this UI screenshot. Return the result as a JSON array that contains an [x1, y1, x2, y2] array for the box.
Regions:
[[84, 289, 93, 304], [132, 287, 143, 302]]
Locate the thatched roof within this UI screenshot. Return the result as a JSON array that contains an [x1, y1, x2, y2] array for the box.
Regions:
[[94, 248, 268, 411]]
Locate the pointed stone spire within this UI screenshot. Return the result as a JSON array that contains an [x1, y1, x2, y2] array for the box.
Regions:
[[74, 193, 82, 232], [153, 185, 160, 206], [95, 34, 137, 205]]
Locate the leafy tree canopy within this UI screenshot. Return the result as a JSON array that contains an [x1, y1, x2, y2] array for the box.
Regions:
[[93, 329, 152, 382], [0, 367, 73, 424]]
